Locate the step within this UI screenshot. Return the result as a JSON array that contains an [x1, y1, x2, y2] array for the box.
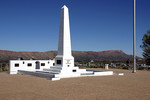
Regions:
[[51, 77, 61, 81], [43, 68, 61, 74], [43, 67, 62, 71], [50, 68, 61, 71], [18, 70, 54, 79], [113, 73, 124, 75], [43, 69, 51, 71], [50, 66, 62, 70], [42, 70, 60, 74], [81, 73, 94, 75]]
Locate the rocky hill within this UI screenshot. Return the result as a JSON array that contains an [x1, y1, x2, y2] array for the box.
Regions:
[[0, 50, 133, 62]]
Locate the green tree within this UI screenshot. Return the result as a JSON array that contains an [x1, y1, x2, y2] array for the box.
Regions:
[[141, 30, 150, 65]]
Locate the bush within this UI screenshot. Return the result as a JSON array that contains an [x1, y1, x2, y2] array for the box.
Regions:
[[122, 66, 129, 70], [0, 68, 3, 72], [137, 67, 144, 70], [116, 66, 122, 69], [79, 66, 85, 68], [89, 66, 104, 68], [3, 67, 9, 71]]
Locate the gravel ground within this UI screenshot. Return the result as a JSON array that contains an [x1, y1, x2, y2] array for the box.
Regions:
[[0, 69, 150, 100]]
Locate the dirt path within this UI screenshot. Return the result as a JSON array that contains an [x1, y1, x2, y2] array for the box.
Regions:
[[0, 69, 150, 100]]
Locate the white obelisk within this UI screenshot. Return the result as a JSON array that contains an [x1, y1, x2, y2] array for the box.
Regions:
[[55, 5, 74, 68]]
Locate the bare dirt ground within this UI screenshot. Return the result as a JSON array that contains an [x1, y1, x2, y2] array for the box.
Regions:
[[0, 69, 150, 100]]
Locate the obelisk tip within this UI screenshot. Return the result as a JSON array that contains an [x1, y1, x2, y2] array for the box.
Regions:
[[62, 5, 67, 9]]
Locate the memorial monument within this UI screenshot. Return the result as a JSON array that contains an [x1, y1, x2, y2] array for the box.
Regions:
[[10, 5, 118, 81]]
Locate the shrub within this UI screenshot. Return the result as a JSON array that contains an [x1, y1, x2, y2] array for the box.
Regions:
[[122, 66, 128, 70], [3, 67, 9, 71], [0, 68, 3, 72], [137, 67, 144, 70], [116, 66, 122, 69], [89, 66, 104, 68], [79, 66, 85, 68]]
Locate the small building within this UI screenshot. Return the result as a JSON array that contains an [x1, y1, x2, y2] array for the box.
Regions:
[[10, 59, 54, 74]]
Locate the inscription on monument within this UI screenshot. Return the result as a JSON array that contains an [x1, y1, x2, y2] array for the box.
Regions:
[[66, 59, 71, 64]]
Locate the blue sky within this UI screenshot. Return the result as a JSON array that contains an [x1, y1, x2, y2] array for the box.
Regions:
[[0, 0, 150, 57]]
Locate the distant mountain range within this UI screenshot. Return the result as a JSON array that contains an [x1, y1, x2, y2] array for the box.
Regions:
[[0, 50, 135, 62]]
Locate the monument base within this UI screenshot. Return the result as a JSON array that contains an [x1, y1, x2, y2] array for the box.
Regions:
[[13, 65, 125, 81], [18, 68, 114, 81]]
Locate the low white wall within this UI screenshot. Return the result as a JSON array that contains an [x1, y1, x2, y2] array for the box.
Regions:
[[10, 60, 54, 74]]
